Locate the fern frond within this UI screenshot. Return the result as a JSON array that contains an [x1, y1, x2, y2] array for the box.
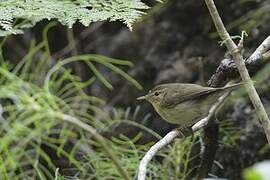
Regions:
[[0, 0, 150, 36]]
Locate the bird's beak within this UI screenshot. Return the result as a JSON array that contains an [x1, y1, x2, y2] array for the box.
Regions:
[[136, 95, 146, 100]]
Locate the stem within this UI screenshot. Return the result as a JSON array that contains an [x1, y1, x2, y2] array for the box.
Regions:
[[204, 0, 270, 143]]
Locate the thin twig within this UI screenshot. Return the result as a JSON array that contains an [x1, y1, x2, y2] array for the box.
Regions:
[[204, 0, 270, 143], [137, 92, 230, 180]]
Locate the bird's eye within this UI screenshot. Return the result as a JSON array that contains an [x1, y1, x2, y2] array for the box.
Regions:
[[154, 92, 159, 96]]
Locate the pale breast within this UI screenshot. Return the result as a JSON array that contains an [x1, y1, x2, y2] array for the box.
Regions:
[[153, 100, 212, 126]]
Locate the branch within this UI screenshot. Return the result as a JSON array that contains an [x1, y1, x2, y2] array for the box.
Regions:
[[204, 0, 270, 143], [200, 38, 270, 178], [137, 92, 230, 180], [208, 36, 270, 87], [138, 2, 270, 179], [248, 35, 270, 63]]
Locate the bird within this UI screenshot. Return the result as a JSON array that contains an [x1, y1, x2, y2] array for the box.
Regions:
[[137, 83, 242, 127]]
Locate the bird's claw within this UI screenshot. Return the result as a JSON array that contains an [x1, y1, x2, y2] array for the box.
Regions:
[[175, 126, 193, 138]]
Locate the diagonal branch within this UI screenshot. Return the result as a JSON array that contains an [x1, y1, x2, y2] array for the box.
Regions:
[[204, 0, 270, 143], [198, 35, 270, 179]]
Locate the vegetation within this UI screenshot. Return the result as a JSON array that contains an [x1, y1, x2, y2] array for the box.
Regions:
[[0, 0, 150, 36], [0, 36, 202, 178], [0, 0, 269, 179]]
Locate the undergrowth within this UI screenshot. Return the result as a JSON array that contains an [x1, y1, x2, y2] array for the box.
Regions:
[[0, 25, 206, 179]]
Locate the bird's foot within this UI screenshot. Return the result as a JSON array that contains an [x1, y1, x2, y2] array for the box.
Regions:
[[174, 126, 193, 138]]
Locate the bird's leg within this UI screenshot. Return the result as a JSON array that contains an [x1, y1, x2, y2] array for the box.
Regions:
[[174, 126, 193, 138]]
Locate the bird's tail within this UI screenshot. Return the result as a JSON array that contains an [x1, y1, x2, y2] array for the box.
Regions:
[[222, 81, 253, 90]]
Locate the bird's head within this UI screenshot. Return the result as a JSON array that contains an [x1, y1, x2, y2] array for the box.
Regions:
[[137, 85, 167, 106]]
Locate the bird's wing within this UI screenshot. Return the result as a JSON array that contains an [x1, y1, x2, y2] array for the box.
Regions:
[[160, 84, 220, 108]]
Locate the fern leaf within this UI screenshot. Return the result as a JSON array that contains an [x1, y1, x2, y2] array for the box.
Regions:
[[0, 0, 150, 36]]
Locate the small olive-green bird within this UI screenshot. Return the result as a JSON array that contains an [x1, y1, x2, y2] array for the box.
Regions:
[[137, 83, 241, 127]]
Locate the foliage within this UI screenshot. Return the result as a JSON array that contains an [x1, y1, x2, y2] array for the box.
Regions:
[[0, 25, 143, 178], [75, 133, 201, 180], [0, 25, 201, 179], [158, 134, 200, 179], [0, 0, 151, 36], [219, 118, 243, 147], [75, 133, 150, 179], [0, 55, 200, 179], [0, 36, 248, 179]]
